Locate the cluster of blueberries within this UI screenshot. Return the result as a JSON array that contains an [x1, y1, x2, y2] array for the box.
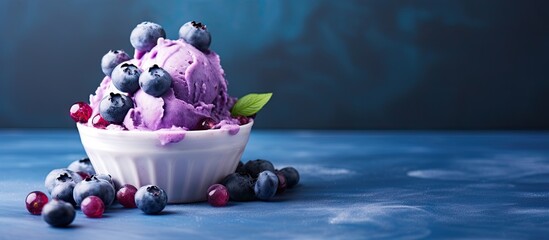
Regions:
[[222, 159, 300, 201], [25, 158, 299, 228], [25, 158, 168, 227], [99, 21, 211, 125]]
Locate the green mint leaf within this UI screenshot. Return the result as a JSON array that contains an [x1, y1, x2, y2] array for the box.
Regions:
[[231, 93, 273, 116]]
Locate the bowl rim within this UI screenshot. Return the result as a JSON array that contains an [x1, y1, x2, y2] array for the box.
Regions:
[[76, 119, 254, 137]]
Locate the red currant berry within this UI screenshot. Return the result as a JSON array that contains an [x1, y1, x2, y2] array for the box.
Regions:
[[81, 196, 105, 218], [76, 171, 91, 180], [116, 184, 138, 208], [207, 184, 229, 207], [91, 114, 110, 129], [236, 115, 249, 125], [196, 118, 217, 130], [276, 172, 287, 194], [25, 191, 49, 215], [69, 102, 92, 123]]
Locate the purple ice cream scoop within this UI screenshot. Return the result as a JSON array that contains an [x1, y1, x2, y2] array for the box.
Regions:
[[88, 38, 238, 131]]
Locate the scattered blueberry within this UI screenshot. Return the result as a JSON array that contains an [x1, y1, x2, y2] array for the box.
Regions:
[[196, 117, 217, 130], [81, 196, 105, 218], [73, 176, 115, 207], [42, 199, 75, 227], [135, 185, 168, 214], [44, 168, 82, 194], [25, 191, 49, 215], [243, 159, 275, 179], [278, 167, 300, 188], [67, 157, 96, 176], [207, 184, 229, 207], [111, 62, 142, 93], [235, 161, 246, 174], [99, 92, 134, 124], [69, 102, 92, 123], [117, 184, 138, 208], [254, 171, 278, 201], [101, 50, 131, 77], [51, 181, 76, 207], [93, 173, 116, 190], [179, 21, 211, 52], [130, 22, 166, 52], [139, 65, 172, 97], [221, 173, 256, 201]]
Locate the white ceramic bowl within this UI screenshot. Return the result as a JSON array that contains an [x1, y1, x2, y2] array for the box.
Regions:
[[76, 122, 253, 203]]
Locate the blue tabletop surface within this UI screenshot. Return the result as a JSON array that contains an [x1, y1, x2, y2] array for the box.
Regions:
[[1, 130, 548, 239]]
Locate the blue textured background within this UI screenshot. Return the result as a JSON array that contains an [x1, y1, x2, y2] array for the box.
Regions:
[[1, 0, 548, 129]]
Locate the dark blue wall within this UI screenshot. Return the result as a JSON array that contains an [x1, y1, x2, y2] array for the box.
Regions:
[[1, 0, 548, 129]]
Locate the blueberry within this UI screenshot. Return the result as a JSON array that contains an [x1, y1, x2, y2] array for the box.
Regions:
[[111, 62, 142, 94], [51, 181, 76, 207], [73, 176, 115, 207], [243, 159, 275, 179], [221, 173, 256, 201], [254, 171, 278, 201], [130, 22, 166, 52], [93, 173, 116, 190], [44, 168, 82, 194], [278, 167, 300, 188], [135, 185, 168, 214], [235, 161, 246, 174], [42, 199, 75, 228], [139, 65, 172, 97], [67, 157, 96, 176], [178, 21, 211, 52], [101, 50, 131, 77], [99, 92, 134, 124]]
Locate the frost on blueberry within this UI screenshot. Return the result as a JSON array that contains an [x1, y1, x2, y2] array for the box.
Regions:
[[93, 173, 116, 190], [44, 168, 82, 194], [254, 171, 278, 201], [135, 185, 167, 214], [130, 22, 166, 52], [101, 50, 131, 77], [73, 176, 115, 207], [51, 181, 76, 207], [179, 21, 211, 52], [139, 65, 172, 97], [99, 92, 134, 124], [67, 157, 96, 176], [111, 62, 142, 94], [42, 199, 75, 227]]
